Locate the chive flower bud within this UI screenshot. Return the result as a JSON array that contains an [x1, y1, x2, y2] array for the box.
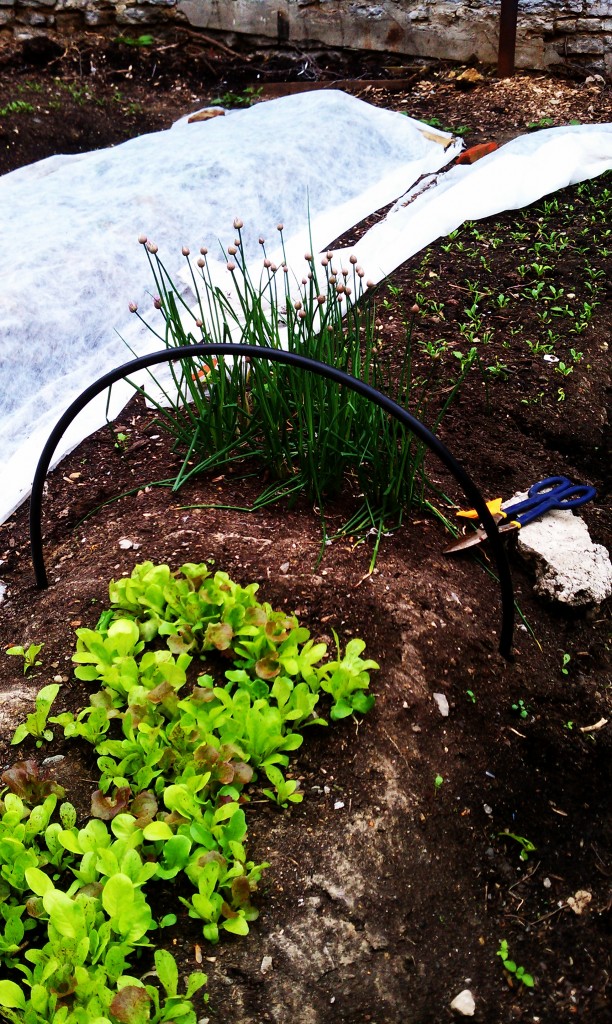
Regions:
[[233, 217, 244, 229], [349, 254, 357, 265], [153, 296, 162, 309], [410, 303, 420, 314], [182, 246, 190, 257], [200, 246, 208, 256], [277, 223, 284, 231], [264, 259, 272, 269], [138, 234, 147, 245], [226, 261, 236, 272], [228, 245, 237, 255], [197, 258, 206, 268], [128, 301, 138, 312], [146, 242, 158, 254]]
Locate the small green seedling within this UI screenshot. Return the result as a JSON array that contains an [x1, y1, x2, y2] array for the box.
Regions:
[[496, 939, 535, 987], [511, 698, 531, 719], [526, 116, 555, 130], [561, 653, 571, 676], [434, 774, 444, 793], [11, 682, 60, 747], [6, 642, 44, 675], [498, 831, 536, 861], [466, 690, 477, 704], [211, 86, 263, 108], [116, 33, 155, 47], [262, 765, 304, 807]]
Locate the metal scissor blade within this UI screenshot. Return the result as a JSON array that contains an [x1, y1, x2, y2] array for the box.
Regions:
[[444, 519, 519, 555]]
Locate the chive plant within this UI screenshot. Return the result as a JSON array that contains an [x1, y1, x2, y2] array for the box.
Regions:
[[128, 225, 468, 563]]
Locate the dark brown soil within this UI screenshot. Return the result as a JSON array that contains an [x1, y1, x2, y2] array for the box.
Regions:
[[0, 30, 611, 1024]]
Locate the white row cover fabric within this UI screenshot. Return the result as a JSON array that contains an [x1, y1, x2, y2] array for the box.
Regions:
[[0, 89, 610, 526]]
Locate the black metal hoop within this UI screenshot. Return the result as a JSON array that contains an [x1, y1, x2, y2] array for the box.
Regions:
[[29, 344, 514, 657]]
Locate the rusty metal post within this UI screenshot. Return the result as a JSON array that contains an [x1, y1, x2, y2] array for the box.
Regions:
[[498, 0, 519, 77]]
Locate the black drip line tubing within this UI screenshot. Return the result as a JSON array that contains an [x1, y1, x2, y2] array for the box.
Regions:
[[29, 344, 515, 657]]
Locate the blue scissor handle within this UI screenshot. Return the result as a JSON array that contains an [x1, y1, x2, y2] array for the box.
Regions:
[[503, 475, 597, 526]]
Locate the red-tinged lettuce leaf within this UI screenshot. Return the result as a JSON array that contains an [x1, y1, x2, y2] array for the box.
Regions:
[[232, 761, 254, 785], [130, 790, 158, 827], [1, 760, 65, 803], [109, 985, 151, 1024], [91, 786, 131, 820], [205, 622, 233, 650], [193, 743, 220, 766], [255, 656, 280, 680], [231, 875, 252, 906]]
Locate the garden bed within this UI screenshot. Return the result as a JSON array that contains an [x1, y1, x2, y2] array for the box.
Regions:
[[0, 31, 611, 1024]]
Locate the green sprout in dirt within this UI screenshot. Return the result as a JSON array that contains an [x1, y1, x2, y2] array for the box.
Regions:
[[0, 100, 35, 117], [115, 33, 155, 47], [211, 86, 263, 108], [10, 682, 59, 747], [5, 643, 44, 676], [0, 561, 377, 1023], [498, 830, 536, 861], [561, 652, 571, 676], [496, 939, 535, 987], [511, 698, 531, 719]]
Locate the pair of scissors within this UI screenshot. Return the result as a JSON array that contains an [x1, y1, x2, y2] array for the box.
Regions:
[[444, 476, 597, 554]]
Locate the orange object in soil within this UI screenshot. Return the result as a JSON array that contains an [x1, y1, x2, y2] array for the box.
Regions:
[[455, 142, 499, 165]]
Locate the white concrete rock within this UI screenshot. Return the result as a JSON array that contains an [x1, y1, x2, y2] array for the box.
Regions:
[[450, 989, 476, 1016], [518, 510, 612, 606], [433, 692, 450, 716]]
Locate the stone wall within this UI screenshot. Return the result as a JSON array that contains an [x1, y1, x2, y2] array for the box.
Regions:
[[1, 0, 611, 79]]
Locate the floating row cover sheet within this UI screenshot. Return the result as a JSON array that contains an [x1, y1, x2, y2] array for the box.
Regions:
[[0, 90, 610, 526]]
